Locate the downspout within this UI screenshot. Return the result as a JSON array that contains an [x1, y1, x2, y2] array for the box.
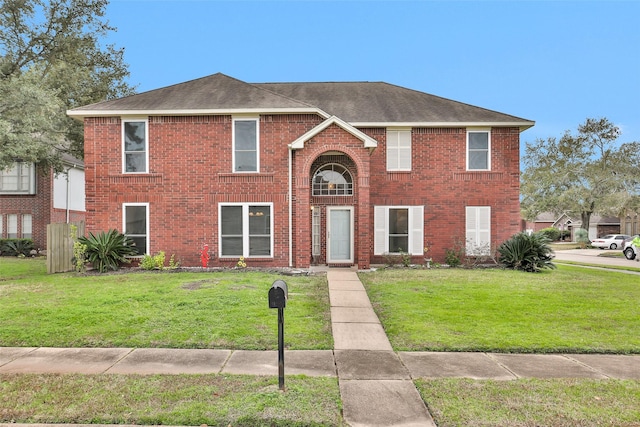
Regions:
[[65, 167, 71, 224], [288, 145, 293, 267]]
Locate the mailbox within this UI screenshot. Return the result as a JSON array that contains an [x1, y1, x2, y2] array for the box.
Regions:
[[269, 279, 288, 309]]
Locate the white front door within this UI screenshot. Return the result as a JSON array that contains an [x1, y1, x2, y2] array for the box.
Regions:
[[327, 207, 354, 264]]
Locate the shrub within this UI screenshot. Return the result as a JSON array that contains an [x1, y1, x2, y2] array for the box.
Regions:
[[538, 227, 561, 242], [0, 239, 34, 257], [444, 248, 461, 267], [140, 251, 166, 270], [575, 228, 590, 248], [78, 230, 138, 273], [497, 232, 556, 272]]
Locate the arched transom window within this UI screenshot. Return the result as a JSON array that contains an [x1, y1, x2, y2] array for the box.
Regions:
[[312, 164, 353, 196]]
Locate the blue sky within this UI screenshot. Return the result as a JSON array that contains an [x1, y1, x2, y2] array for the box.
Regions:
[[105, 0, 640, 147]]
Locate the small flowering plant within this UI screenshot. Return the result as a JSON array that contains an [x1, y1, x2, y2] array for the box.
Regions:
[[236, 256, 247, 268]]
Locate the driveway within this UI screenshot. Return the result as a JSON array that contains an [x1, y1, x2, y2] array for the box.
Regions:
[[553, 248, 639, 268]]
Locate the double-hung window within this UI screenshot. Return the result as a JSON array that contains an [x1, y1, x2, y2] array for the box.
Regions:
[[374, 206, 424, 255], [21, 214, 32, 239], [123, 120, 148, 173], [467, 129, 490, 170], [233, 118, 259, 172], [7, 214, 18, 239], [466, 206, 491, 255], [123, 203, 149, 255], [386, 129, 411, 171], [0, 162, 36, 194], [220, 203, 272, 257]]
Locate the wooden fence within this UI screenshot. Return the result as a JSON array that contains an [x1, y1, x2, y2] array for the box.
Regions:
[[46, 221, 85, 274]]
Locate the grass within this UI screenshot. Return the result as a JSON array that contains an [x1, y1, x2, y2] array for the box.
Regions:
[[360, 265, 640, 353], [2, 258, 640, 426], [416, 378, 640, 426], [0, 373, 344, 426], [0, 258, 332, 350]]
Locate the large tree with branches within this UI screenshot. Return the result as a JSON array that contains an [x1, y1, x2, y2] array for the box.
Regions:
[[521, 117, 640, 233], [0, 0, 134, 173]]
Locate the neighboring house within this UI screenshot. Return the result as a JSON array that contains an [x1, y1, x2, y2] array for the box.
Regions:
[[528, 212, 621, 241], [621, 210, 639, 236], [0, 155, 86, 250], [67, 73, 534, 269]]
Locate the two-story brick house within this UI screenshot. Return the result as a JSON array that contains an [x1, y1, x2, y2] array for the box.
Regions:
[[0, 155, 85, 251], [68, 73, 533, 269]]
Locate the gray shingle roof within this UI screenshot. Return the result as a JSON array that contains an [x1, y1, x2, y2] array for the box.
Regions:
[[69, 73, 533, 128]]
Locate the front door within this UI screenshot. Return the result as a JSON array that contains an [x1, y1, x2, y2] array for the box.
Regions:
[[327, 207, 354, 264]]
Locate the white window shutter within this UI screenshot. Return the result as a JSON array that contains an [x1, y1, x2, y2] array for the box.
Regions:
[[466, 206, 491, 255], [410, 206, 424, 255], [478, 206, 491, 251], [374, 206, 387, 255], [399, 131, 412, 170]]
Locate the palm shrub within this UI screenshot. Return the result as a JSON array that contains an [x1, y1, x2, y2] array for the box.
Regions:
[[0, 239, 34, 257], [497, 232, 556, 272], [78, 230, 139, 273]]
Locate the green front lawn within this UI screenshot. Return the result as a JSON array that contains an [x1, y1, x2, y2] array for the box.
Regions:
[[0, 258, 332, 350], [360, 266, 640, 353]]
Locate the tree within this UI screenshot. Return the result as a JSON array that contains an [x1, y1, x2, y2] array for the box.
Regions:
[[0, 0, 134, 173], [521, 117, 640, 233]]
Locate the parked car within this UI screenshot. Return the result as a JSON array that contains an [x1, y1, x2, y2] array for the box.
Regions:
[[591, 234, 631, 249], [622, 234, 639, 260]]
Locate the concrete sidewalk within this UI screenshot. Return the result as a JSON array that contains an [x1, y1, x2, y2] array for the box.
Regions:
[[1, 267, 639, 426]]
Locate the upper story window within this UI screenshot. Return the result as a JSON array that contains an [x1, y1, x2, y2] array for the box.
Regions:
[[312, 164, 353, 196], [467, 129, 491, 170], [233, 117, 259, 172], [0, 162, 36, 194], [386, 129, 411, 171], [123, 120, 148, 173]]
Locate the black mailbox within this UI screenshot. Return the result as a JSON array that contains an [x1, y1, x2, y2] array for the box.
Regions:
[[269, 279, 288, 309]]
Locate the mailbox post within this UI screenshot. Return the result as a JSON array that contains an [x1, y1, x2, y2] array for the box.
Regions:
[[268, 279, 288, 391]]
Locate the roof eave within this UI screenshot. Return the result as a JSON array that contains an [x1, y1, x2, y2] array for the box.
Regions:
[[67, 107, 329, 120], [350, 121, 535, 132]]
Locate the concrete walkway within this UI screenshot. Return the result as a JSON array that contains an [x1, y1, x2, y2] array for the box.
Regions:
[[1, 267, 640, 426]]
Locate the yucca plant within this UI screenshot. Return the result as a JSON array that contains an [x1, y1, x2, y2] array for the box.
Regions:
[[78, 230, 139, 273], [497, 232, 556, 272]]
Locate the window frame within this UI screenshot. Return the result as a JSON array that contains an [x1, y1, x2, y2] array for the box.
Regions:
[[232, 117, 260, 173], [386, 128, 412, 171], [219, 202, 273, 258], [122, 119, 149, 174], [374, 205, 424, 255], [123, 203, 149, 255], [312, 163, 354, 196], [465, 206, 491, 256], [0, 162, 36, 194], [466, 128, 491, 171]]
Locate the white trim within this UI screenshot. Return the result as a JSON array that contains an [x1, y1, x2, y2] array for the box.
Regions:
[[232, 116, 260, 173], [466, 128, 491, 171], [352, 121, 535, 131], [68, 107, 330, 120], [327, 206, 354, 264], [289, 116, 378, 150], [122, 119, 149, 174], [123, 202, 150, 255], [218, 202, 274, 259]]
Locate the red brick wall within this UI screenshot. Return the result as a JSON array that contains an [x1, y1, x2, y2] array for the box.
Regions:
[[0, 168, 52, 249], [365, 127, 521, 263], [83, 114, 521, 268]]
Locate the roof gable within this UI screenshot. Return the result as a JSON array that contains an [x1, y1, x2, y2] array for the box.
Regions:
[[289, 116, 377, 150]]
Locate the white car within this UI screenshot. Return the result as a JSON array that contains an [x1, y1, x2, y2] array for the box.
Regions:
[[622, 235, 639, 260], [591, 234, 630, 250]]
